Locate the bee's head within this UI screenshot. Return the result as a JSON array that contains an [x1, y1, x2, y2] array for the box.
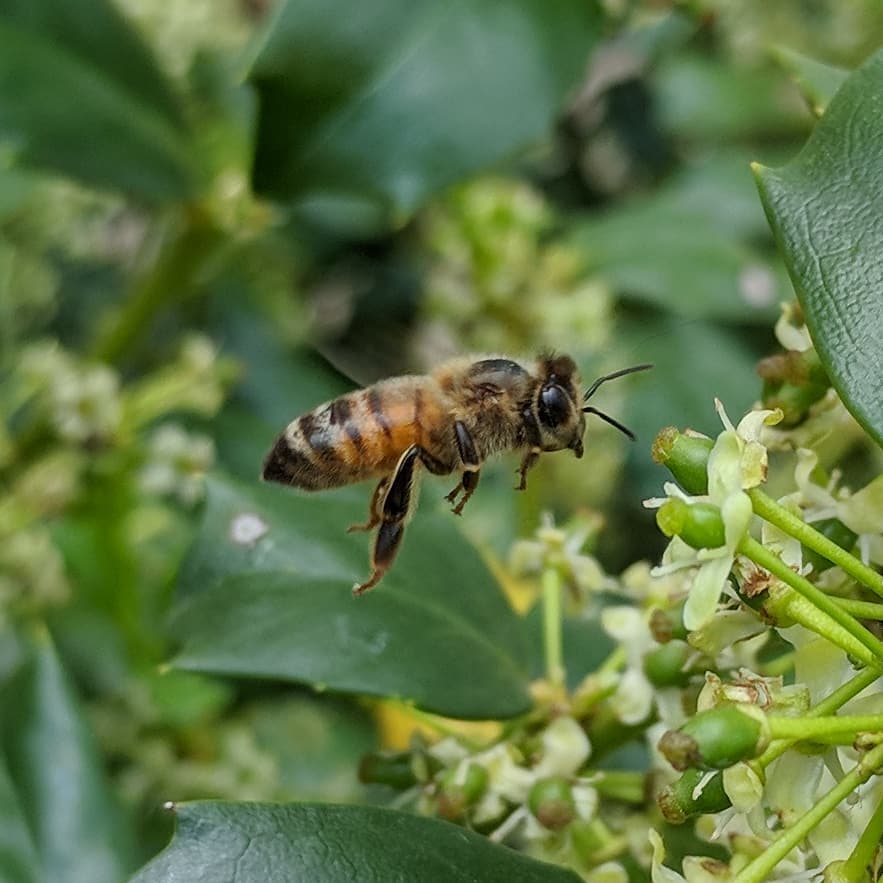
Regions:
[[535, 354, 586, 457], [535, 356, 653, 457]]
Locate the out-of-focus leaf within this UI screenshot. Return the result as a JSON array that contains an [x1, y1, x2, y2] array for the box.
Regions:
[[247, 695, 376, 802], [0, 754, 41, 883], [130, 802, 583, 883], [572, 155, 787, 322], [0, 5, 196, 202], [655, 53, 810, 142], [616, 314, 763, 498], [170, 475, 532, 719], [249, 0, 603, 223], [754, 49, 883, 448], [0, 627, 136, 883], [525, 604, 616, 692], [771, 47, 848, 117]]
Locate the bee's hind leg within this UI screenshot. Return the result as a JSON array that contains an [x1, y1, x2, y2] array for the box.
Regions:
[[353, 446, 421, 596], [347, 478, 388, 533]]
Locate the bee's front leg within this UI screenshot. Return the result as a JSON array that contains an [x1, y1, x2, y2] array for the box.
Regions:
[[353, 446, 420, 596], [516, 448, 541, 491]]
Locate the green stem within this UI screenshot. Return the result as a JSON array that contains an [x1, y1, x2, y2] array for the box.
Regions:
[[740, 536, 883, 667], [832, 597, 883, 620], [749, 489, 883, 600], [91, 209, 223, 365], [732, 741, 883, 883], [542, 566, 564, 689], [768, 714, 883, 741], [839, 789, 883, 881], [757, 666, 880, 769]]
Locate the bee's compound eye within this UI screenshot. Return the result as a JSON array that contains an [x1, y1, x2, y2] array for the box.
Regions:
[[539, 384, 571, 428]]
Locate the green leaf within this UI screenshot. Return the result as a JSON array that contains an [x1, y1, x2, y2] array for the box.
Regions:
[[249, 0, 602, 222], [0, 754, 41, 883], [616, 314, 763, 499], [771, 47, 849, 117], [130, 802, 583, 883], [0, 627, 136, 883], [170, 475, 532, 719], [753, 49, 883, 448], [571, 154, 787, 322], [0, 3, 197, 202], [655, 52, 810, 142]]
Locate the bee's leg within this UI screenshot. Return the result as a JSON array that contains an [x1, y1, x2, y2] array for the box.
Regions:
[[353, 445, 420, 596], [516, 448, 541, 491], [444, 421, 481, 515], [347, 477, 388, 533]]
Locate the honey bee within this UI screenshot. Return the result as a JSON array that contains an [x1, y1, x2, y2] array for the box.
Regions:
[[262, 354, 651, 595]]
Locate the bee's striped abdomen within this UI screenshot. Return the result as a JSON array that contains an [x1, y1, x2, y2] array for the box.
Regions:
[[262, 381, 446, 491]]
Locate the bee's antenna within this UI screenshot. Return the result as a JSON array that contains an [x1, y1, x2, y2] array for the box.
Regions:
[[581, 363, 651, 440], [583, 363, 653, 401], [582, 406, 636, 440]]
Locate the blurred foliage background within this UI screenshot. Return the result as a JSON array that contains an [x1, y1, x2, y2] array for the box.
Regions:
[[1, 0, 882, 879]]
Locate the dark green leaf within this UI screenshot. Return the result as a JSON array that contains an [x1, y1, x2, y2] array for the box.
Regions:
[[170, 475, 532, 719], [771, 47, 848, 117], [754, 49, 883, 447], [130, 802, 583, 883], [0, 6, 196, 202], [0, 754, 41, 883], [249, 0, 603, 222], [571, 154, 787, 322], [0, 627, 136, 883]]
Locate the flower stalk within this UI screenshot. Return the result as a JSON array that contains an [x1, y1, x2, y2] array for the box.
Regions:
[[732, 740, 883, 883]]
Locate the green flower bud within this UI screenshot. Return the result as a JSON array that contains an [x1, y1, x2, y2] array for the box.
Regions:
[[358, 751, 418, 790], [659, 705, 769, 771], [649, 603, 688, 643], [657, 768, 731, 824], [528, 776, 577, 830], [757, 350, 829, 427], [642, 640, 695, 688], [656, 499, 726, 550], [436, 763, 488, 820], [652, 428, 712, 494]]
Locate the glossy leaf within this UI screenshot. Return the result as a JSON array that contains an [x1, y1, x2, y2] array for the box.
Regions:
[[130, 801, 583, 883], [0, 1, 196, 202], [754, 49, 883, 448], [249, 0, 602, 221], [0, 628, 136, 883], [771, 47, 848, 117], [170, 475, 532, 719]]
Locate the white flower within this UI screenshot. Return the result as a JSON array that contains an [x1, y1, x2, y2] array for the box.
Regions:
[[139, 424, 214, 505]]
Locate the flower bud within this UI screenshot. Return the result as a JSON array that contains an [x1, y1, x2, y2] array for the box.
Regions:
[[656, 499, 726, 550], [436, 763, 488, 820], [642, 640, 695, 688], [659, 705, 769, 771], [657, 768, 730, 824], [652, 428, 712, 494], [649, 603, 689, 643], [528, 777, 576, 830], [358, 751, 418, 789]]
